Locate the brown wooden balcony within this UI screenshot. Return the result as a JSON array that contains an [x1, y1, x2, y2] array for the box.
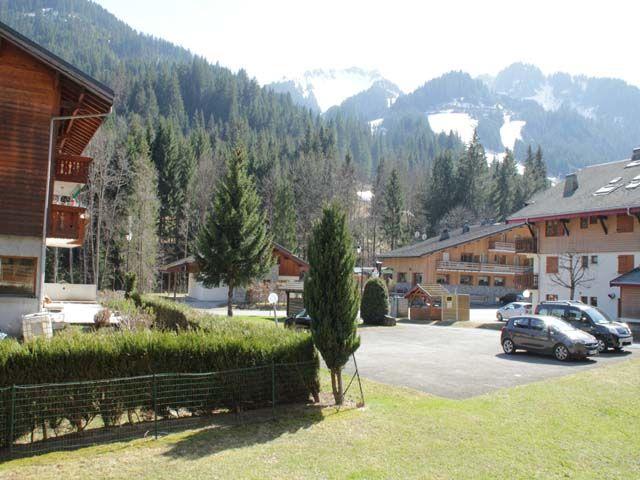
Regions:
[[47, 204, 88, 247], [488, 241, 515, 253], [436, 261, 533, 275], [515, 273, 539, 290], [55, 154, 92, 184], [515, 237, 537, 253]]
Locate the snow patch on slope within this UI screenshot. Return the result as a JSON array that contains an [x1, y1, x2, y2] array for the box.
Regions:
[[526, 83, 561, 111], [368, 118, 384, 134], [427, 111, 478, 144], [500, 113, 526, 150]]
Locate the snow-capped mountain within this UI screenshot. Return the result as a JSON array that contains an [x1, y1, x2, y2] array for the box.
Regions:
[[267, 67, 396, 113]]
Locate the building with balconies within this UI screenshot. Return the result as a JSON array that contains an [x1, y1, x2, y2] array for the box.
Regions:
[[0, 22, 113, 335], [379, 223, 535, 305], [508, 148, 640, 320]]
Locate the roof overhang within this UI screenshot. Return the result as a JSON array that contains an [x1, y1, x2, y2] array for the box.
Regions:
[[509, 206, 640, 224]]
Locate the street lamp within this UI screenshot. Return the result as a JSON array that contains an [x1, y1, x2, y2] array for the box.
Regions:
[[356, 244, 363, 297]]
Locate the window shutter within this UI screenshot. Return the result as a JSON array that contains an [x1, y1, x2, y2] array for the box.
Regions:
[[618, 255, 634, 274], [546, 256, 559, 274], [617, 214, 634, 233]]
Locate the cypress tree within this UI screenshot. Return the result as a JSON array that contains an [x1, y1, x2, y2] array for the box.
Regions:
[[196, 145, 273, 316], [360, 277, 389, 325], [304, 203, 360, 405], [381, 168, 404, 250]]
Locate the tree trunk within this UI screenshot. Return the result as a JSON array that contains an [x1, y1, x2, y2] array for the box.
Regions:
[[227, 281, 234, 317], [331, 367, 343, 405]]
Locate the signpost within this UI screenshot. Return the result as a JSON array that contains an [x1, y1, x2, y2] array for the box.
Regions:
[[268, 292, 279, 326]]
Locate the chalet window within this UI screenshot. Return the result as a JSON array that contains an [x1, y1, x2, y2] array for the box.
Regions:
[[580, 217, 589, 229], [581, 256, 589, 269], [494, 276, 505, 287], [413, 273, 423, 285], [0, 256, 37, 296], [460, 275, 473, 285], [590, 297, 598, 307], [580, 296, 588, 304], [546, 294, 559, 301], [589, 216, 598, 225], [461, 253, 474, 262], [591, 255, 598, 265], [436, 274, 449, 285], [397, 272, 407, 283], [617, 255, 634, 274], [545, 221, 564, 237], [617, 214, 634, 233], [546, 256, 559, 274], [478, 276, 489, 286]]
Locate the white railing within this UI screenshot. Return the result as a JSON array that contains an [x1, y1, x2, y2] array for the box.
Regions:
[[436, 261, 532, 275], [488, 241, 515, 252]]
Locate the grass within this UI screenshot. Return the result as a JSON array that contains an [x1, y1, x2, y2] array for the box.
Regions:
[[0, 358, 638, 479]]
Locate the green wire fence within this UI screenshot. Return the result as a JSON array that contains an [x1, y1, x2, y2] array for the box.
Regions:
[[0, 361, 319, 459]]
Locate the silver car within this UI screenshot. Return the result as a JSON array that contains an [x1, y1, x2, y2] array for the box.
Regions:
[[497, 302, 532, 321]]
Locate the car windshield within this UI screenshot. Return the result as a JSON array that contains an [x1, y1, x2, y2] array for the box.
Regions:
[[296, 309, 307, 318], [546, 318, 573, 331], [586, 307, 612, 324]]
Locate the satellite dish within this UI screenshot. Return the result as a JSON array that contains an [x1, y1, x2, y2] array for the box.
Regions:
[[268, 292, 279, 305], [522, 289, 531, 299]]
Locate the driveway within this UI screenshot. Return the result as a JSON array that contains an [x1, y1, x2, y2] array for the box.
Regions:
[[345, 323, 637, 399]]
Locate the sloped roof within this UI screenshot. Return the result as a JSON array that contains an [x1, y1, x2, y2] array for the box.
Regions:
[[404, 283, 451, 299], [509, 158, 640, 222], [272, 242, 309, 268], [610, 267, 640, 287], [378, 223, 524, 259]]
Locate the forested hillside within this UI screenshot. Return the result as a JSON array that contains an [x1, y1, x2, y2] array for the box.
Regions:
[[0, 0, 547, 292]]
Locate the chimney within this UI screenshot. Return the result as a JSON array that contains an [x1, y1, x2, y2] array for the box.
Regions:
[[632, 147, 640, 161], [439, 229, 450, 241], [563, 173, 578, 197], [462, 223, 470, 234]]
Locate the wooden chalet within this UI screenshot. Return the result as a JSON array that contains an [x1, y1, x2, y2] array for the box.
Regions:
[[0, 21, 114, 335]]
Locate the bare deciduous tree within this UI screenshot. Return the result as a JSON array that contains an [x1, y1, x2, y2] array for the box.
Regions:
[[549, 253, 594, 300]]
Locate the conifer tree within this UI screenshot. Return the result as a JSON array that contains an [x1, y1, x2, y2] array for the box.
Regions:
[[370, 157, 386, 257], [491, 148, 519, 220], [304, 203, 360, 405], [456, 129, 488, 212], [196, 145, 273, 316], [423, 151, 455, 233], [272, 176, 298, 252], [533, 146, 548, 193], [381, 168, 404, 250]]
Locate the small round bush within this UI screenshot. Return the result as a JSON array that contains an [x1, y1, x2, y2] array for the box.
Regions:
[[360, 278, 389, 325]]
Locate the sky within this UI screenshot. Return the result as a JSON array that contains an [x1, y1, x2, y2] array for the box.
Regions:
[[96, 0, 640, 92]]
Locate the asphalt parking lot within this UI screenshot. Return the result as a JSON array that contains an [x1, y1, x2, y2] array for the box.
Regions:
[[345, 323, 638, 399]]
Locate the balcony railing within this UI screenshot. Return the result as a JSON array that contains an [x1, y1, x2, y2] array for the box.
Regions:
[[515, 273, 539, 290], [48, 204, 87, 245], [488, 241, 515, 252], [436, 261, 533, 275], [515, 237, 537, 253], [55, 155, 92, 184]]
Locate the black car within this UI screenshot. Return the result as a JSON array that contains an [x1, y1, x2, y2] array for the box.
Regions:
[[535, 301, 633, 353], [501, 315, 599, 361], [284, 309, 312, 329]]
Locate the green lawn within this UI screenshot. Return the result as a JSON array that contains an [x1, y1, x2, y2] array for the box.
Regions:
[[1, 359, 638, 479]]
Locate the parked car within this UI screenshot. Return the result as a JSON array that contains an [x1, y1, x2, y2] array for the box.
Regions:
[[284, 309, 312, 329], [498, 293, 525, 305], [535, 301, 634, 352], [496, 302, 532, 321], [501, 315, 599, 361]]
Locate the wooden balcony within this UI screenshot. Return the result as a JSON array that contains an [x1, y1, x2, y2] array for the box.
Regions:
[[515, 273, 539, 290], [55, 154, 92, 184], [515, 237, 537, 254], [47, 204, 88, 247], [488, 241, 515, 253], [436, 261, 533, 275]]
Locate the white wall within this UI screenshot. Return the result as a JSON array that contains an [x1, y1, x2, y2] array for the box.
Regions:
[[0, 235, 43, 336], [188, 273, 229, 302], [535, 252, 630, 318], [44, 283, 97, 301]]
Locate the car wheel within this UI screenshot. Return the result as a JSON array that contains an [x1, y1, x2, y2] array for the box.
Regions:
[[497, 313, 503, 322], [613, 346, 623, 352], [596, 338, 607, 353], [554, 344, 570, 361], [502, 338, 516, 354]]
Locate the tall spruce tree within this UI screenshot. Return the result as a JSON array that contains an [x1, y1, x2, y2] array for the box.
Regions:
[[533, 146, 548, 193], [381, 168, 404, 250], [196, 145, 273, 316], [491, 148, 519, 220], [456, 129, 488, 212], [272, 175, 298, 251], [304, 203, 360, 405], [423, 151, 455, 233]]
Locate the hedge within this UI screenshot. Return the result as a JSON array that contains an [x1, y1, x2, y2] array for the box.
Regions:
[[360, 278, 390, 325], [0, 304, 319, 448]]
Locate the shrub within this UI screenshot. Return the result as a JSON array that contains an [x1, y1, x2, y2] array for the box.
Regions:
[[139, 295, 194, 330], [360, 278, 389, 325], [93, 308, 111, 329], [124, 272, 138, 299], [0, 319, 319, 447]]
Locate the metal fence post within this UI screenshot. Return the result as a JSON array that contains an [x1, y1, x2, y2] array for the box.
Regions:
[[271, 362, 276, 419], [152, 374, 158, 440], [8, 385, 15, 455]]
